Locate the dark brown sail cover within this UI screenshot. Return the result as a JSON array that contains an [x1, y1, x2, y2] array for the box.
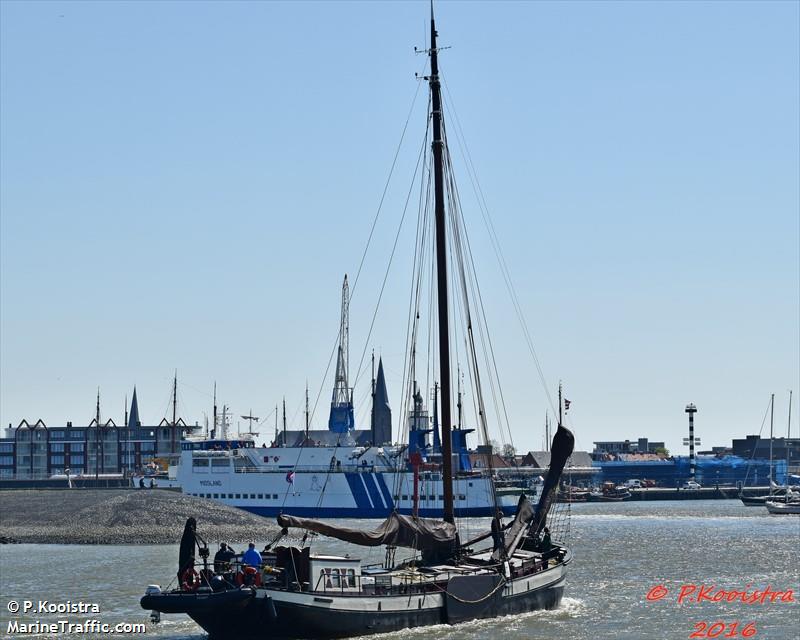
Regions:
[[500, 424, 574, 559], [277, 512, 457, 554], [177, 517, 196, 582], [533, 424, 575, 534]]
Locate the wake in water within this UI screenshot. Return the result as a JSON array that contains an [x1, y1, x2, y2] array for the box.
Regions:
[[356, 597, 588, 640]]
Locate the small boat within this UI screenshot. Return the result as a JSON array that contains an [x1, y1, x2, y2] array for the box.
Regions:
[[588, 482, 631, 502], [765, 498, 800, 515], [740, 494, 770, 507], [557, 485, 589, 503]]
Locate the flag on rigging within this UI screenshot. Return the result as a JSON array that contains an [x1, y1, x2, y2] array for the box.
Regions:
[[285, 470, 295, 485], [564, 399, 571, 411]]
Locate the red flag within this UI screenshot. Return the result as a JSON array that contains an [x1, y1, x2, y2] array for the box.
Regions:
[[564, 399, 571, 411]]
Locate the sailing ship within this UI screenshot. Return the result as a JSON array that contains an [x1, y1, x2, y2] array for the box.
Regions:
[[141, 8, 575, 637]]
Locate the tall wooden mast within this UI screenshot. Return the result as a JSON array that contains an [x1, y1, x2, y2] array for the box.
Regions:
[[429, 7, 454, 524]]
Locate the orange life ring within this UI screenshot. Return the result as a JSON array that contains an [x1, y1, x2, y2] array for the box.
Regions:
[[181, 568, 201, 592], [235, 566, 262, 587]]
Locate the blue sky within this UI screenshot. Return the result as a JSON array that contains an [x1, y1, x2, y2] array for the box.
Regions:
[[1, 1, 798, 456]]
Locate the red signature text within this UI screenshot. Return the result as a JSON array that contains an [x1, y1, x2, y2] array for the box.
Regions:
[[678, 585, 794, 605], [689, 621, 757, 638]]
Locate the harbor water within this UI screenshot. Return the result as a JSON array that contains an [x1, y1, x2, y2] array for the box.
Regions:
[[1, 500, 797, 639]]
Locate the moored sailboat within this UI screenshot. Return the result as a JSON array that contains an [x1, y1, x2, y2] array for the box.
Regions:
[[765, 390, 799, 515]]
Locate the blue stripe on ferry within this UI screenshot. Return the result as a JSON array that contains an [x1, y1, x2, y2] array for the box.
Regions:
[[375, 474, 394, 509], [344, 472, 371, 510], [239, 505, 515, 519], [362, 473, 384, 509]]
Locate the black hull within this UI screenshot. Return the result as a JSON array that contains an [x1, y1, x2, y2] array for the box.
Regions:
[[740, 495, 768, 506], [196, 585, 564, 639], [146, 579, 565, 639]]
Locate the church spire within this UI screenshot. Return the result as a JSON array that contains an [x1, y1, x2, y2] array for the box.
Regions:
[[128, 386, 140, 428], [372, 357, 392, 445]]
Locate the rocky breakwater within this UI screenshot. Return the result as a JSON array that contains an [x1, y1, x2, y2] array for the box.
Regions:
[[0, 489, 279, 544]]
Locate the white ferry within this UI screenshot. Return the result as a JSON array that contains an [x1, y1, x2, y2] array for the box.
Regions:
[[164, 440, 530, 518]]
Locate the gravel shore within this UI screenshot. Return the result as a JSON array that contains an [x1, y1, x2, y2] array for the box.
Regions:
[[0, 489, 280, 544]]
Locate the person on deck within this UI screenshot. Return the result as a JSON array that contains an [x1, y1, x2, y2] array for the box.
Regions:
[[242, 542, 262, 567], [540, 527, 552, 552], [214, 543, 234, 573]]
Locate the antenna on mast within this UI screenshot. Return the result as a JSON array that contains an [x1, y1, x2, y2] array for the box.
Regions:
[[305, 381, 310, 443], [241, 410, 260, 437], [212, 382, 217, 439]]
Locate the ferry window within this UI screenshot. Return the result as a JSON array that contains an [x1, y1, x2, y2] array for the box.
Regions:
[[459, 494, 466, 501], [235, 494, 241, 499], [468, 482, 473, 487], [192, 459, 210, 467], [401, 495, 408, 501], [250, 494, 256, 499], [273, 494, 278, 499], [211, 458, 228, 468], [258, 494, 263, 499], [439, 495, 444, 501], [213, 493, 219, 499]]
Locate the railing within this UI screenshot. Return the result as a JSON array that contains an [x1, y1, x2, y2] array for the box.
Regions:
[[232, 464, 385, 474]]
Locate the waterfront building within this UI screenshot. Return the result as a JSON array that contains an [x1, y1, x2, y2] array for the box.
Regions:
[[592, 454, 785, 487], [0, 389, 195, 479], [731, 435, 799, 463], [592, 437, 666, 458]]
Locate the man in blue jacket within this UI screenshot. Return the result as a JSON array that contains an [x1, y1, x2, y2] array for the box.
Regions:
[[242, 543, 262, 567]]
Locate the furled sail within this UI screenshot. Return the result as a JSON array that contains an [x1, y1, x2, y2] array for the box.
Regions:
[[501, 425, 574, 558], [277, 512, 457, 557], [178, 517, 197, 581], [532, 424, 575, 534]]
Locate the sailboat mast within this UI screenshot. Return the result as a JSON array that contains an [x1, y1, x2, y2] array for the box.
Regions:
[[429, 7, 454, 524], [172, 371, 178, 455], [769, 393, 774, 490], [371, 351, 376, 444], [305, 381, 310, 443], [785, 390, 792, 501]]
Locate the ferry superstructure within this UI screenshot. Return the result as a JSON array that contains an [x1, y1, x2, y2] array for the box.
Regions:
[[165, 441, 529, 518]]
